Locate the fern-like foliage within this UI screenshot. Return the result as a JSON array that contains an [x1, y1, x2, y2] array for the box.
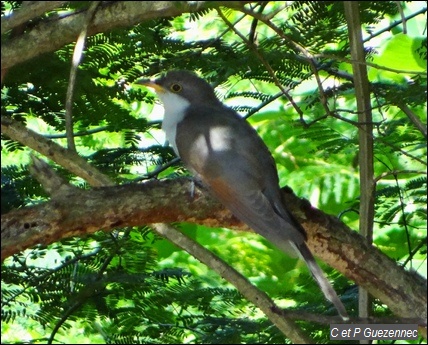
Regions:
[[1, 228, 283, 344], [1, 1, 426, 343]]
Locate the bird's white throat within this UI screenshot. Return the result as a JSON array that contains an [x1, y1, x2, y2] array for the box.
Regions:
[[157, 92, 190, 155]]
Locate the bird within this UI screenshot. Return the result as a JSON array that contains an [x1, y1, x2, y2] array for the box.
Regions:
[[138, 70, 349, 320]]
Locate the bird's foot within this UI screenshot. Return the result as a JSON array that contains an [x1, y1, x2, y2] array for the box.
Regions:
[[188, 175, 205, 198]]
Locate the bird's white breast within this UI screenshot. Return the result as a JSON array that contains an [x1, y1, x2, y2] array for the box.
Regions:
[[157, 92, 190, 155]]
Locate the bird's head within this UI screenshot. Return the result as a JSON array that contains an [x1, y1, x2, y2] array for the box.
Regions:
[[137, 70, 220, 107]]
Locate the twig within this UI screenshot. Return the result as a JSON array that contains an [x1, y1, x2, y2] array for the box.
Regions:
[[375, 135, 427, 166], [274, 308, 426, 326], [374, 169, 427, 183], [396, 102, 428, 139], [134, 157, 181, 181], [315, 53, 427, 76], [248, 2, 267, 44], [48, 244, 118, 344], [363, 6, 426, 42], [65, 1, 101, 152], [401, 238, 428, 268], [44, 125, 110, 139], [243, 91, 283, 119], [394, 1, 407, 34], [236, 5, 336, 121], [216, 8, 305, 119]]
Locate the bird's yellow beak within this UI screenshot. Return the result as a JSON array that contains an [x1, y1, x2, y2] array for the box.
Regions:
[[136, 78, 165, 93]]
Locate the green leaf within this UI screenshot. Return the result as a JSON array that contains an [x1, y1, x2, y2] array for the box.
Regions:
[[369, 33, 426, 82]]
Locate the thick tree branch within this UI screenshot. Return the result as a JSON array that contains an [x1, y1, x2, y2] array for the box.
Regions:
[[1, 172, 426, 328], [3, 154, 312, 342], [1, 1, 68, 33], [1, 116, 114, 187], [1, 1, 250, 70]]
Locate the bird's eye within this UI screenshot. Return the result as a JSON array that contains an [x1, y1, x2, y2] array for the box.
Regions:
[[170, 83, 182, 92]]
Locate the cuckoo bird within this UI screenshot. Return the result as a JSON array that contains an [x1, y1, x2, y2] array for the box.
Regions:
[[138, 70, 349, 320]]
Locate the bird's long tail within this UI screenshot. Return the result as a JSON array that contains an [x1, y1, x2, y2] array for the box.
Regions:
[[293, 241, 349, 320]]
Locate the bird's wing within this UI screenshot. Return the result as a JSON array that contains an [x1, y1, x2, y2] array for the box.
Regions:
[[208, 175, 304, 256], [176, 104, 306, 254]]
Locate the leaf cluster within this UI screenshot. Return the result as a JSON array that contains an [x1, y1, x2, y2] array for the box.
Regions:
[[1, 1, 426, 343], [1, 229, 288, 344]]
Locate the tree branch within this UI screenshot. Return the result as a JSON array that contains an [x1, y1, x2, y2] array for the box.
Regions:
[[151, 223, 313, 344], [1, 168, 426, 329], [344, 1, 376, 324], [396, 102, 428, 139], [1, 116, 114, 187], [363, 6, 426, 43], [216, 8, 305, 120], [1, 1, 251, 70], [1, 1, 68, 33], [64, 1, 101, 152]]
